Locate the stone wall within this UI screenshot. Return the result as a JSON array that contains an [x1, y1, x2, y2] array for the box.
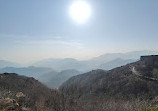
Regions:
[[140, 55, 158, 67]]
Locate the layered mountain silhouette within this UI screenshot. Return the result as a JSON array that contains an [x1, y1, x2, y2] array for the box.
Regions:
[[33, 50, 158, 71], [0, 67, 81, 88], [43, 69, 81, 88], [33, 58, 87, 71], [0, 50, 158, 89], [0, 60, 20, 68], [60, 55, 158, 100], [99, 58, 135, 69], [0, 66, 53, 77], [1, 55, 158, 111]]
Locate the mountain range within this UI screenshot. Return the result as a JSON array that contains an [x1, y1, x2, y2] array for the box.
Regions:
[[43, 69, 81, 88], [59, 56, 158, 110], [1, 55, 158, 110], [0, 66, 53, 77], [0, 50, 158, 89], [33, 50, 158, 71], [0, 66, 81, 88], [0, 60, 20, 68]]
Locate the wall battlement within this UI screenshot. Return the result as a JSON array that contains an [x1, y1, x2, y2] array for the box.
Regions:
[[140, 55, 158, 66], [141, 55, 158, 61]]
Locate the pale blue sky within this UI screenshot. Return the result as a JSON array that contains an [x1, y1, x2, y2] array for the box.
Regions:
[[0, 0, 158, 63]]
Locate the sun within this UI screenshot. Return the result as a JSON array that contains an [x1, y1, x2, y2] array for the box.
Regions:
[[69, 1, 91, 24]]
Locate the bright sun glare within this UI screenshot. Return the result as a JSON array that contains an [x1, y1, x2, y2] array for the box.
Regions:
[[69, 1, 91, 24]]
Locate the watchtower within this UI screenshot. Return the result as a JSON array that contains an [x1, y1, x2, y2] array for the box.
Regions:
[[140, 55, 158, 67]]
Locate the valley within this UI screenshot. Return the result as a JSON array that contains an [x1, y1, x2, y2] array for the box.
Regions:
[[1, 55, 158, 111]]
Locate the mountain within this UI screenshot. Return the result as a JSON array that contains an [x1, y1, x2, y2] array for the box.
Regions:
[[0, 66, 81, 89], [33, 58, 87, 71], [59, 55, 158, 110], [0, 73, 74, 111], [89, 50, 158, 62], [99, 58, 135, 70], [44, 69, 81, 88], [33, 50, 158, 71], [0, 60, 20, 68], [36, 70, 58, 83], [85, 50, 158, 67], [60, 59, 158, 100], [0, 66, 53, 78], [1, 56, 158, 111]]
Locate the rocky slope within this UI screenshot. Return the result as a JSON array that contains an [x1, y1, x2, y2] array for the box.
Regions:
[[0, 73, 74, 111], [59, 57, 158, 110], [60, 59, 158, 100]]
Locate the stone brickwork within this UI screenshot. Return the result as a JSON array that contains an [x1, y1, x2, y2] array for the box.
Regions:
[[140, 55, 158, 67]]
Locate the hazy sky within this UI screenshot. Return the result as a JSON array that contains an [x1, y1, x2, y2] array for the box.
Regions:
[[0, 0, 158, 63]]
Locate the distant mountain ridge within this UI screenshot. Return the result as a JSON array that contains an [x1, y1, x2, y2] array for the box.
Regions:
[[99, 58, 135, 69], [1, 50, 157, 72], [33, 58, 87, 71], [44, 69, 81, 88], [33, 50, 158, 71], [0, 50, 157, 89], [0, 67, 81, 88], [0, 60, 20, 68], [0, 66, 53, 77]]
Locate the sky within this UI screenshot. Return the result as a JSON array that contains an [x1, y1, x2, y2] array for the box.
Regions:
[[0, 0, 158, 63]]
